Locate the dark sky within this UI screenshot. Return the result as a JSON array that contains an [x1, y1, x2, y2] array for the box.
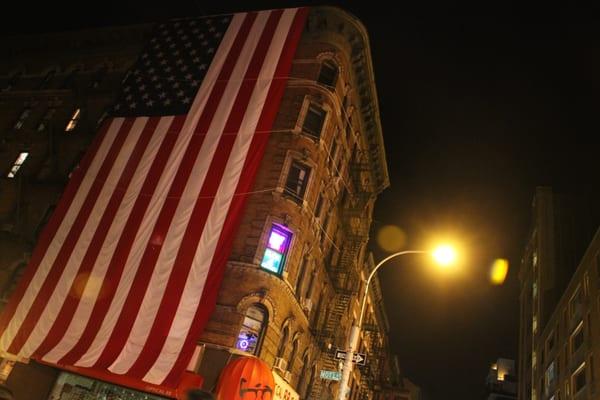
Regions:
[[4, 2, 600, 399]]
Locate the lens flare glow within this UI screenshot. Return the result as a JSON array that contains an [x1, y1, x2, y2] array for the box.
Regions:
[[432, 245, 457, 266], [490, 258, 509, 285]]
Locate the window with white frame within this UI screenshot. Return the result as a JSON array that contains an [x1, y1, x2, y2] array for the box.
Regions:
[[284, 160, 311, 204], [7, 152, 29, 178], [302, 103, 326, 139], [65, 108, 81, 132], [260, 224, 293, 275]]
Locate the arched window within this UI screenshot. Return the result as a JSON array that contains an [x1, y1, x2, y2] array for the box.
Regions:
[[289, 338, 300, 371], [277, 324, 290, 358], [236, 304, 267, 355], [317, 59, 339, 88], [298, 351, 311, 397]]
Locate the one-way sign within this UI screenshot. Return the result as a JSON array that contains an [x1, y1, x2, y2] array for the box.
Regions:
[[334, 349, 367, 366]]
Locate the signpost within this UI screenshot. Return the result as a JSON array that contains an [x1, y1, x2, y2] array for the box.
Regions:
[[334, 349, 367, 366], [320, 370, 342, 381]]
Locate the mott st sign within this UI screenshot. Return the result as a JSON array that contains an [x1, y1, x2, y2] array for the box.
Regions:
[[334, 349, 367, 366]]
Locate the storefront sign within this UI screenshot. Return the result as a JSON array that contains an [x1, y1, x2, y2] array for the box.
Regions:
[[272, 370, 300, 400]]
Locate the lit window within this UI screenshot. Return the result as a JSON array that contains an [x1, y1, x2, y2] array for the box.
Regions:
[[65, 108, 81, 132], [317, 59, 339, 88], [7, 152, 29, 178], [260, 225, 292, 274], [284, 160, 311, 204], [533, 251, 538, 266], [533, 281, 538, 299], [533, 315, 538, 334], [236, 305, 267, 355], [13, 108, 31, 130], [302, 103, 326, 139]]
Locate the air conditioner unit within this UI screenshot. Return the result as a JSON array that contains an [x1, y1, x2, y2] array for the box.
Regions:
[[302, 298, 313, 313], [283, 370, 293, 383], [274, 357, 288, 372]]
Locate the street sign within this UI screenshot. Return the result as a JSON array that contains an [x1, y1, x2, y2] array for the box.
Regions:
[[334, 349, 367, 366], [320, 370, 342, 381]]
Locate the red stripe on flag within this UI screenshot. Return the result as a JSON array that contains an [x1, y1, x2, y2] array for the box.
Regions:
[[0, 120, 113, 340], [8, 118, 136, 354], [162, 7, 309, 387], [57, 115, 186, 366], [32, 117, 160, 360], [92, 12, 259, 369], [126, 9, 284, 379]]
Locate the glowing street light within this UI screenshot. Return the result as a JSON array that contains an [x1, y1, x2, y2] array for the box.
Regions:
[[336, 245, 458, 400], [432, 244, 457, 267]]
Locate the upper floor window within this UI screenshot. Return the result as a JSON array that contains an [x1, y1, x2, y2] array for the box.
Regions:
[[260, 224, 292, 275], [38, 69, 56, 90], [284, 160, 311, 203], [236, 304, 267, 355], [3, 71, 22, 92], [91, 65, 108, 89], [65, 108, 81, 132], [7, 152, 29, 178], [317, 59, 339, 88], [37, 108, 56, 132], [573, 363, 586, 394], [571, 323, 584, 354], [14, 108, 31, 130], [61, 68, 80, 89], [302, 103, 326, 139]]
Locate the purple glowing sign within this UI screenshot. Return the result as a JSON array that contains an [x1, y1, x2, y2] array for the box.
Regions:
[[260, 225, 291, 274]]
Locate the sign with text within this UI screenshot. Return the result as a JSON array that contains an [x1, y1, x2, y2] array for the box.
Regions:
[[273, 370, 300, 400], [334, 349, 367, 366], [320, 370, 342, 381]]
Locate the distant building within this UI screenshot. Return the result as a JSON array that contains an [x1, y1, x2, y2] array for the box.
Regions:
[[518, 187, 600, 400], [486, 358, 517, 400]]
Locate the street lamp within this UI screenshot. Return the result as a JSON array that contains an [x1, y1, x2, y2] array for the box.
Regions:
[[336, 245, 458, 400]]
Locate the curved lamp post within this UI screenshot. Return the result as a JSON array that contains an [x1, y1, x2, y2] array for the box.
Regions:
[[336, 246, 457, 400]]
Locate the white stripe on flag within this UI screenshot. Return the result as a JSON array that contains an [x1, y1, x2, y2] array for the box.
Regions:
[[0, 118, 124, 353], [143, 8, 298, 384], [41, 116, 174, 363], [109, 10, 270, 375], [74, 12, 246, 368], [19, 117, 150, 358]]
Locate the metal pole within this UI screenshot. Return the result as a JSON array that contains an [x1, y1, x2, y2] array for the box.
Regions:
[[336, 250, 426, 400]]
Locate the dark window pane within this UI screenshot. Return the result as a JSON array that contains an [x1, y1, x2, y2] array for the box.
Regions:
[[318, 60, 339, 88], [302, 104, 326, 139], [284, 161, 311, 203]]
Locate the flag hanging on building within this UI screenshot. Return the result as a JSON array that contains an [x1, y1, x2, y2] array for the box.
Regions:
[[0, 7, 308, 391]]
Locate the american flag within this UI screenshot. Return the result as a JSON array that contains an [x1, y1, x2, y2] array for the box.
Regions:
[[0, 8, 308, 390]]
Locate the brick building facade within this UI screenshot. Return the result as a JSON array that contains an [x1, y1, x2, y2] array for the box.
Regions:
[[0, 6, 416, 400]]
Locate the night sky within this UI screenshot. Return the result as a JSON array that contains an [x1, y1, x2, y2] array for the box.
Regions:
[[4, 2, 600, 399]]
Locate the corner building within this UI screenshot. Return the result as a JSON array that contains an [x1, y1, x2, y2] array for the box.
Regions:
[[0, 6, 397, 400]]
